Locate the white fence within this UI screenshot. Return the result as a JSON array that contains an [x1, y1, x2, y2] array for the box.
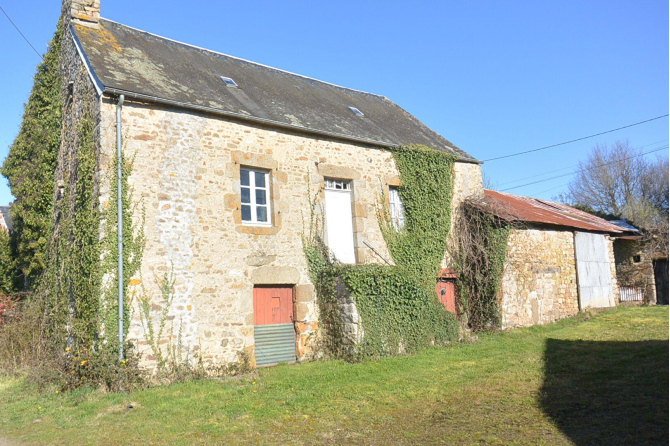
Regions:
[[619, 286, 644, 302]]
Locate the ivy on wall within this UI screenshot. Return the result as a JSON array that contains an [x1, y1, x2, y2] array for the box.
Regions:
[[99, 152, 144, 343], [452, 201, 510, 331], [4, 17, 143, 352], [305, 144, 459, 360], [1, 19, 64, 290], [380, 145, 456, 286]]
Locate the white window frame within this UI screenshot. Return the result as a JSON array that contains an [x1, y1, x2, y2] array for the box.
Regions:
[[240, 167, 271, 226], [389, 187, 405, 231], [325, 178, 352, 191]]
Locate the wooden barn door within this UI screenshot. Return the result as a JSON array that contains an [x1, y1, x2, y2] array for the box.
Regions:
[[253, 286, 296, 366], [436, 280, 456, 313]]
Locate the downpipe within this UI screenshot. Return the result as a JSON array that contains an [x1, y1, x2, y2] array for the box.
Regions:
[[116, 94, 125, 362]]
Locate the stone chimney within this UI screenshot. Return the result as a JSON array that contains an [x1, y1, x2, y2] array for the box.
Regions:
[[65, 0, 100, 28]]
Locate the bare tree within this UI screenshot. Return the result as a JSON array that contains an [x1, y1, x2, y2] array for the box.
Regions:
[[557, 140, 669, 255]]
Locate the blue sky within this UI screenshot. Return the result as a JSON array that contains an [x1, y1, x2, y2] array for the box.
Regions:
[[1, 0, 667, 206]]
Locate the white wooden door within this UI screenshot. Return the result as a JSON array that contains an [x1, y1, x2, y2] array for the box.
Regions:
[[574, 232, 615, 309], [324, 180, 355, 264]]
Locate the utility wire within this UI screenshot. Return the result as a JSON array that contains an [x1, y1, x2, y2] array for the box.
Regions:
[[0, 6, 42, 59], [497, 139, 669, 186], [500, 146, 668, 192], [483, 114, 669, 162]]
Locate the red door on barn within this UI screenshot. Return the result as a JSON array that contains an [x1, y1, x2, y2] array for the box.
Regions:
[[436, 268, 458, 314], [436, 280, 456, 313], [253, 286, 296, 366]]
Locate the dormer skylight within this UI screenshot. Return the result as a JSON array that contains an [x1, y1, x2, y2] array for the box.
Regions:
[[348, 106, 364, 117], [220, 76, 238, 87]]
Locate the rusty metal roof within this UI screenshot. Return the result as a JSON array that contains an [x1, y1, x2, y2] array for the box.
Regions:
[[72, 19, 477, 162], [481, 190, 626, 233]]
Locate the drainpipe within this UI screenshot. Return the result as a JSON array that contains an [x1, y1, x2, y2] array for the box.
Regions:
[[116, 94, 125, 362]]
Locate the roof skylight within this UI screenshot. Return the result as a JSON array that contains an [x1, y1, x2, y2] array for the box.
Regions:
[[348, 106, 364, 117], [220, 76, 238, 87]]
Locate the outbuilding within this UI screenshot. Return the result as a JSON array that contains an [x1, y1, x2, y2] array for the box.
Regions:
[[480, 190, 626, 329]]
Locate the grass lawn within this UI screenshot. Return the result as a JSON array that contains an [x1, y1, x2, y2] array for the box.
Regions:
[[0, 306, 667, 445]]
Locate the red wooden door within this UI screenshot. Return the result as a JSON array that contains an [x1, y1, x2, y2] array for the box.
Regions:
[[436, 280, 456, 313], [253, 286, 294, 325]]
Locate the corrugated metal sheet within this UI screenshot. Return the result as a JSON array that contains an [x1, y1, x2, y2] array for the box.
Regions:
[[254, 323, 296, 367], [575, 232, 616, 309], [481, 190, 625, 233]]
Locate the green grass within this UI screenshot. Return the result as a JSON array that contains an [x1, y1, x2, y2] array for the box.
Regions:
[[0, 306, 667, 445]]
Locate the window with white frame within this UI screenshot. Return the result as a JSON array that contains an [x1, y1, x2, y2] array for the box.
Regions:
[[389, 187, 405, 230], [324, 178, 351, 191], [240, 167, 271, 225]]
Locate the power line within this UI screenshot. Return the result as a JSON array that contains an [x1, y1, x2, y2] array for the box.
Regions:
[[483, 114, 669, 162], [532, 183, 570, 197], [0, 6, 42, 59], [497, 139, 669, 186], [499, 146, 668, 192]]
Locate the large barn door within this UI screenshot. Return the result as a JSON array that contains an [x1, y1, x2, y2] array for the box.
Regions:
[[574, 232, 615, 309], [253, 286, 296, 366]]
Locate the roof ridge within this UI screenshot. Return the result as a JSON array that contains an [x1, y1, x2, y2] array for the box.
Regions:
[[99, 18, 388, 100]]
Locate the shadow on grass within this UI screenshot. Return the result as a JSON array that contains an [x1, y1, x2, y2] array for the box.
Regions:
[[540, 338, 668, 446]]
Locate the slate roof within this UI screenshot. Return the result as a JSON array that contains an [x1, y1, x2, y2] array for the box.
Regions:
[[72, 19, 477, 162], [481, 190, 626, 234]]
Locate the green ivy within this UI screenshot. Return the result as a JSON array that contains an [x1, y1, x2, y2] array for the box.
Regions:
[[1, 19, 63, 290], [36, 96, 100, 346], [380, 145, 456, 286], [5, 17, 144, 354], [99, 152, 144, 343], [305, 144, 459, 360]]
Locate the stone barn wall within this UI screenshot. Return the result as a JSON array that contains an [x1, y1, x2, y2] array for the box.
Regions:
[[499, 227, 579, 328], [96, 100, 482, 367]]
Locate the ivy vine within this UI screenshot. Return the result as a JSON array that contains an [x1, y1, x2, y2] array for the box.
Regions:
[[5, 17, 144, 353], [452, 200, 510, 331], [1, 19, 63, 290], [305, 144, 459, 360]]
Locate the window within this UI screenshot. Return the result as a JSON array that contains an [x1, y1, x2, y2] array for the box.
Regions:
[[389, 187, 405, 230], [633, 255, 641, 264], [220, 76, 238, 87], [325, 178, 351, 191], [240, 167, 271, 225], [348, 106, 364, 117]]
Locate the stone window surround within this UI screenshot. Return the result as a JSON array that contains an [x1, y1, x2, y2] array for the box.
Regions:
[[225, 150, 285, 235], [240, 166, 271, 226], [316, 163, 370, 264]]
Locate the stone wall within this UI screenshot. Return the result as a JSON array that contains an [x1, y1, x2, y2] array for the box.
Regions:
[[606, 235, 620, 306], [55, 20, 102, 258], [96, 99, 482, 367], [614, 238, 656, 304], [499, 228, 579, 329]]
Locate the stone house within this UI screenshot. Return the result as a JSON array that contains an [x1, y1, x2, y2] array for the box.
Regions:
[[59, 1, 483, 367], [611, 222, 668, 305], [479, 190, 625, 329]]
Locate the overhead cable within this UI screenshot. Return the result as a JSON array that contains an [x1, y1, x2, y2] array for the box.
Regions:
[[484, 114, 669, 162]]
